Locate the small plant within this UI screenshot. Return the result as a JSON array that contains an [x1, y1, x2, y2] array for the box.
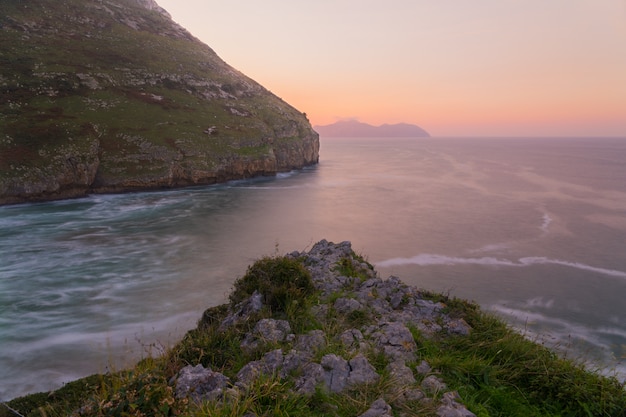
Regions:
[[169, 321, 259, 380], [194, 373, 310, 417], [88, 369, 176, 416], [346, 309, 370, 328], [229, 255, 315, 316], [333, 256, 373, 282], [197, 303, 230, 329]]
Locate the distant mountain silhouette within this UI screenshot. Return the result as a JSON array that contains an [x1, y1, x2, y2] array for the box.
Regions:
[[314, 120, 430, 138]]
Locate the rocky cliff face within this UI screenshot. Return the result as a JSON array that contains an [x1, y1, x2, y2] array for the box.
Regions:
[[0, 0, 319, 205]]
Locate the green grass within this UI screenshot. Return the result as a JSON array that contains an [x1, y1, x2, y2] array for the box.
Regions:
[[0, 0, 317, 198], [229, 255, 316, 322], [410, 295, 626, 417], [3, 254, 625, 417], [332, 255, 375, 282]]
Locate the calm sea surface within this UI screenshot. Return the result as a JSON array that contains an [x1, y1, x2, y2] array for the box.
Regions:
[[2, 137, 626, 400]]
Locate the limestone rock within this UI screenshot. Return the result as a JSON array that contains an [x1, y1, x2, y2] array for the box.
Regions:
[[219, 290, 263, 330], [386, 361, 416, 386], [421, 375, 448, 395], [294, 362, 325, 396], [294, 330, 327, 357], [236, 349, 285, 389], [437, 391, 477, 417], [366, 321, 417, 362], [241, 318, 293, 351], [172, 364, 230, 403], [334, 297, 363, 314], [347, 354, 380, 386], [321, 354, 350, 393], [416, 360, 433, 376], [338, 328, 366, 352], [358, 398, 393, 417]]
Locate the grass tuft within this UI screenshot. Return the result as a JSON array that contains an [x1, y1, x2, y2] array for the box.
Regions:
[[229, 255, 315, 319]]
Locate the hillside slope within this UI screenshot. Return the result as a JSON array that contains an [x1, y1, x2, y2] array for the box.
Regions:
[[0, 0, 319, 205]]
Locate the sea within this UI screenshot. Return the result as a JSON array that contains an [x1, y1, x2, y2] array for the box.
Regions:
[[1, 137, 626, 400]]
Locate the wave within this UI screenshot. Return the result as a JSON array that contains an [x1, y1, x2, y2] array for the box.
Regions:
[[237, 184, 311, 190], [376, 254, 626, 279]]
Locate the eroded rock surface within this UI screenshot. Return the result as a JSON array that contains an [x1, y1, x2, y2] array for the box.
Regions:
[[172, 240, 476, 416]]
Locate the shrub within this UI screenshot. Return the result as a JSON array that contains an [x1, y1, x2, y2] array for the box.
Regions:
[[229, 256, 315, 315]]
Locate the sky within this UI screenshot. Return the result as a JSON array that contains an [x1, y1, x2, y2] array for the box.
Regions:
[[156, 1, 626, 137]]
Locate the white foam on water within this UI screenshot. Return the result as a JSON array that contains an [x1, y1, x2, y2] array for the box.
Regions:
[[377, 254, 516, 268], [518, 257, 626, 279], [238, 184, 312, 190], [469, 242, 510, 254], [376, 254, 626, 279], [540, 212, 553, 234], [524, 296, 555, 309], [276, 170, 298, 179]]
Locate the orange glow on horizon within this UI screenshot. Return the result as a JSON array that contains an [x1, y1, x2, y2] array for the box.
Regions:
[[157, 1, 626, 137]]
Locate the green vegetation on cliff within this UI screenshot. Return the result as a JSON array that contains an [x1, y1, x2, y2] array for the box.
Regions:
[[3, 241, 625, 417], [0, 0, 319, 204]]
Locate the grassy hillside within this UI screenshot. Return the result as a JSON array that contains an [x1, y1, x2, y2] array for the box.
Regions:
[[0, 0, 318, 204]]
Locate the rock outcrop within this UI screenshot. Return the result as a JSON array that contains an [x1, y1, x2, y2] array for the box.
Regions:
[[170, 240, 475, 417], [0, 0, 319, 205]]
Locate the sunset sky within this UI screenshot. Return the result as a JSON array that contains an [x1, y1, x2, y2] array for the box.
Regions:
[[156, 1, 626, 137]]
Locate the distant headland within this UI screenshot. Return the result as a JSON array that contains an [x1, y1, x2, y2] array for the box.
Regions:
[[314, 120, 430, 138]]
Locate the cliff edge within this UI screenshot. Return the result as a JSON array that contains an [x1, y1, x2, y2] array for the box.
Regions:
[[0, 0, 319, 205]]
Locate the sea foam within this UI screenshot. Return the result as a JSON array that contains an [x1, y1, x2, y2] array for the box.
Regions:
[[376, 254, 626, 279], [540, 212, 553, 234]]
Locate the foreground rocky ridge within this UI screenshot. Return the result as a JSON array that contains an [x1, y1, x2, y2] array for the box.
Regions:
[[0, 0, 319, 205], [169, 240, 475, 417]]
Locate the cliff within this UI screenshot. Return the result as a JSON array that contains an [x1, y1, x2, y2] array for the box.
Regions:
[[3, 240, 625, 416], [314, 120, 430, 138], [0, 0, 319, 205]]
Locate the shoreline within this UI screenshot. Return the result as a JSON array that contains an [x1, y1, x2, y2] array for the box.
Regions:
[[0, 162, 319, 207]]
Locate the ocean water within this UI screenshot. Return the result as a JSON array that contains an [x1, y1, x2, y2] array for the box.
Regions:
[[1, 137, 626, 400]]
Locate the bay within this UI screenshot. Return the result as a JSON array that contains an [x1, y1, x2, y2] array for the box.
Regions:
[[1, 137, 626, 400]]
